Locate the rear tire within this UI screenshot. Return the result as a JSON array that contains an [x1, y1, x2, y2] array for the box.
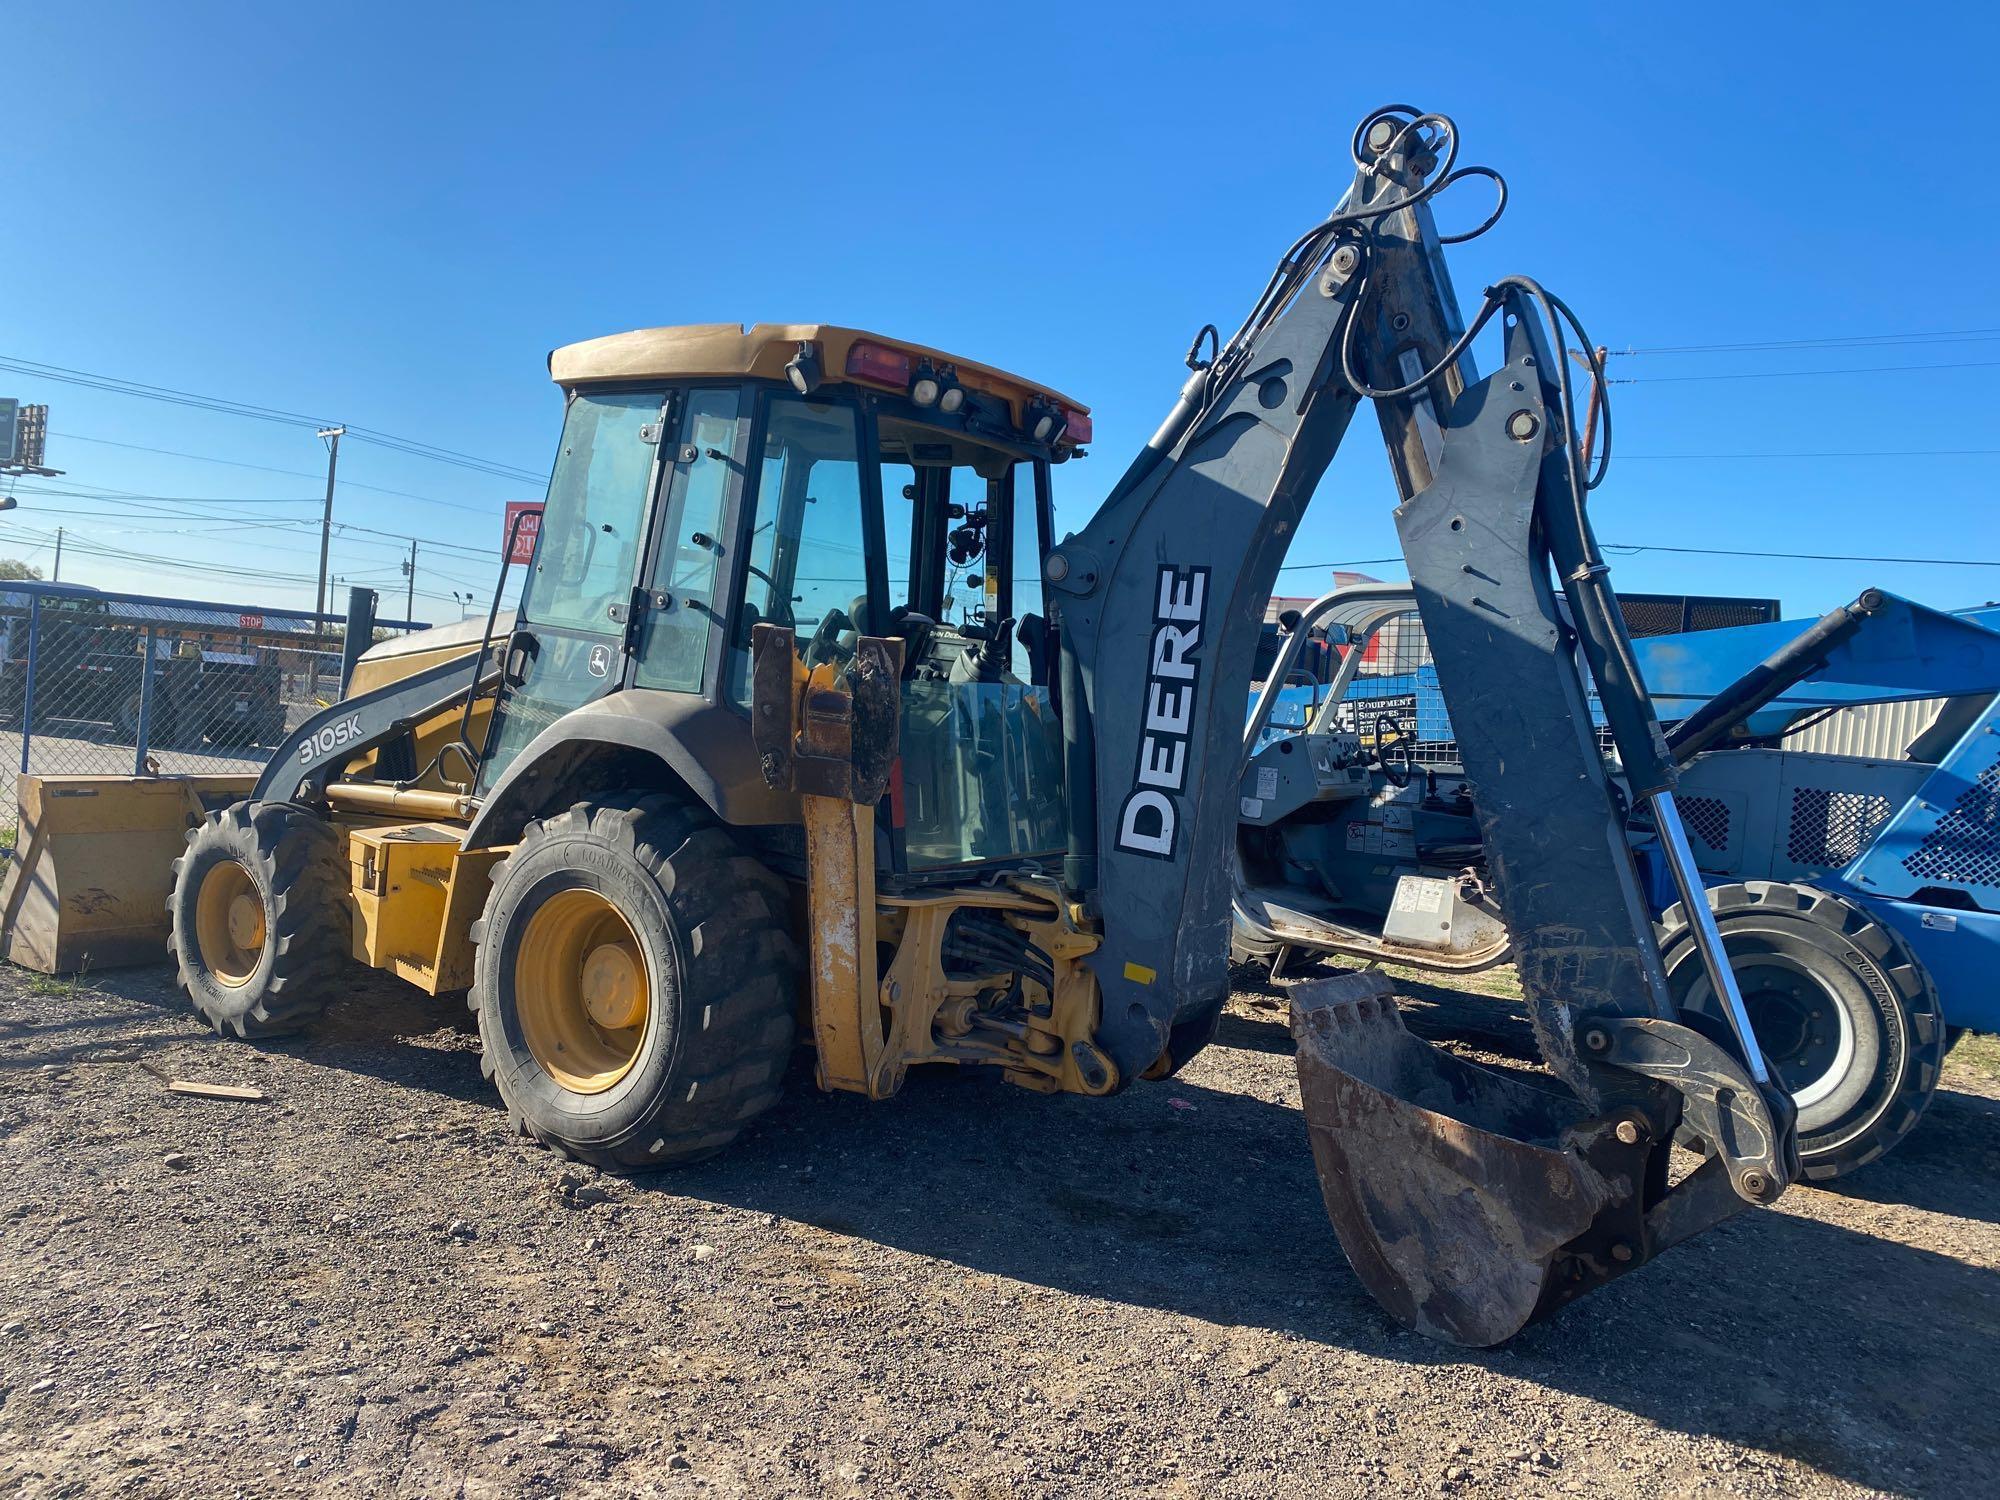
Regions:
[[169, 800, 349, 1038], [1657, 880, 1944, 1181], [469, 795, 800, 1170]]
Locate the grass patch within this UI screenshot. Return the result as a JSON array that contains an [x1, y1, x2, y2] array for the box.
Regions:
[[1948, 1029, 2000, 1086]]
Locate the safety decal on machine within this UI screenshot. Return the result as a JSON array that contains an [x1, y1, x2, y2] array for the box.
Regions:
[[1115, 564, 1209, 860]]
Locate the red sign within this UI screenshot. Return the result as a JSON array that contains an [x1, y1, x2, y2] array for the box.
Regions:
[[504, 501, 545, 565], [238, 613, 264, 630]]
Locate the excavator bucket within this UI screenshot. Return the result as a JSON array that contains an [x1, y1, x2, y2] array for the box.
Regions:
[[0, 773, 257, 974], [1292, 972, 1640, 1347]]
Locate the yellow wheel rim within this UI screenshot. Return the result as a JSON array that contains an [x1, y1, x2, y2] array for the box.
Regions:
[[194, 860, 265, 988], [515, 889, 651, 1094]]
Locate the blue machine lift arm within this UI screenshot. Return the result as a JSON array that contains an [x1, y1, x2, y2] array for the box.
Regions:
[[1637, 591, 2000, 746]]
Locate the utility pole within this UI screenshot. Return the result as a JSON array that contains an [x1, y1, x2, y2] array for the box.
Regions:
[[311, 426, 345, 699], [402, 538, 417, 624], [1569, 346, 1609, 469], [313, 426, 345, 639], [51, 527, 61, 582]]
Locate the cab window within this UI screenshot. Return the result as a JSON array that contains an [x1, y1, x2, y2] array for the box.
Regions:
[[727, 394, 873, 704], [478, 387, 661, 790], [887, 442, 1065, 870], [1004, 461, 1051, 686], [524, 390, 659, 633], [635, 387, 741, 693]]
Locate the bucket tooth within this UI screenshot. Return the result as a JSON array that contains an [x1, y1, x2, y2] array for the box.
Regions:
[[1291, 972, 1628, 1347]]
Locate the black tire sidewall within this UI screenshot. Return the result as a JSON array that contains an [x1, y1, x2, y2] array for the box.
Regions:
[[171, 819, 282, 1026], [477, 824, 691, 1154], [1661, 890, 1926, 1167]]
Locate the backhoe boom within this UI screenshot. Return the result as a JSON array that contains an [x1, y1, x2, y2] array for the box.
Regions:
[[1049, 106, 1798, 1343]]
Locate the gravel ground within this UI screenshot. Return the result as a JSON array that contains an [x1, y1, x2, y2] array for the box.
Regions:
[[1, 956, 1996, 1498]]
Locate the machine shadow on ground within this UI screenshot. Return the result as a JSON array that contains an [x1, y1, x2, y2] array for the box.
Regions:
[[27, 960, 2000, 1494]]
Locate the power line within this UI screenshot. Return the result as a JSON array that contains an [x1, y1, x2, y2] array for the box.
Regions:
[[16, 505, 502, 588], [13, 484, 318, 505], [0, 356, 332, 428], [1610, 359, 2000, 384], [1608, 326, 2000, 356], [2, 519, 469, 611], [342, 428, 546, 487], [7, 480, 503, 559], [48, 431, 505, 513], [0, 522, 322, 585], [1619, 448, 2000, 460], [1276, 556, 1403, 573], [1601, 542, 2000, 568], [1, 496, 480, 594], [1279, 541, 2000, 575], [0, 353, 548, 486]]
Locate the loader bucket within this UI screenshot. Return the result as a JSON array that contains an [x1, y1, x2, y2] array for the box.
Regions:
[[0, 774, 257, 974], [1291, 971, 1628, 1347]]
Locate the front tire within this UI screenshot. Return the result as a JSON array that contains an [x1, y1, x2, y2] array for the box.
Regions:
[[469, 795, 799, 1170], [1658, 880, 1944, 1181], [169, 801, 349, 1038]]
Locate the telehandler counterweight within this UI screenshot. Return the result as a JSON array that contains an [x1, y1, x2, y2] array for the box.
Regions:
[[25, 106, 1798, 1346]]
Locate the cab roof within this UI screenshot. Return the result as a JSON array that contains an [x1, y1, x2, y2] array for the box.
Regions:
[[547, 323, 1088, 425]]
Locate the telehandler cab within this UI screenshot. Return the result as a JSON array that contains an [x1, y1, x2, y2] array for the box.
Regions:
[[145, 107, 1795, 1346]]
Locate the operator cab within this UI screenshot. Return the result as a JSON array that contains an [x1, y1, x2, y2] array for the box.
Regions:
[[480, 322, 1090, 876]]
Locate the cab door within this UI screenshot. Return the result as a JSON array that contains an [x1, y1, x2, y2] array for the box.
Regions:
[[631, 388, 743, 694], [477, 388, 668, 790]]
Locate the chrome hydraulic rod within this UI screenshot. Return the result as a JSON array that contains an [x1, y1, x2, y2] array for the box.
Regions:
[[1648, 790, 1771, 1086]]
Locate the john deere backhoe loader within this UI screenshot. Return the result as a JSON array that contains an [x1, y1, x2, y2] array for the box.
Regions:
[[93, 107, 1796, 1346]]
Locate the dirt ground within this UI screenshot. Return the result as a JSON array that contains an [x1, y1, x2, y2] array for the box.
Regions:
[[1, 957, 1996, 1499]]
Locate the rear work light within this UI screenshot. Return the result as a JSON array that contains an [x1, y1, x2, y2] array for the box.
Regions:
[[1062, 408, 1092, 445], [845, 340, 913, 387]]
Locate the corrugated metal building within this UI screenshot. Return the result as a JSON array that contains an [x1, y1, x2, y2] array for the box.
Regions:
[[1781, 698, 1949, 758]]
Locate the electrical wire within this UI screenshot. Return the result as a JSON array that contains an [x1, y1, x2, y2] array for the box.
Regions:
[[1608, 327, 2000, 356], [49, 431, 505, 513], [11, 483, 319, 505], [1609, 359, 2000, 384], [1603, 541, 2000, 568], [1618, 448, 2000, 460], [0, 354, 549, 486], [7, 481, 503, 559]]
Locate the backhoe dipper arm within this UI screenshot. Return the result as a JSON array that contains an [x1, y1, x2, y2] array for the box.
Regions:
[[1047, 107, 1796, 1343]]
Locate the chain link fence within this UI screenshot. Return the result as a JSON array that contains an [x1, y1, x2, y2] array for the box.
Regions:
[[0, 582, 427, 834]]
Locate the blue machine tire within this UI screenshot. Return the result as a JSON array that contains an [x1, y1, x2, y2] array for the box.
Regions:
[[1657, 880, 1945, 1182]]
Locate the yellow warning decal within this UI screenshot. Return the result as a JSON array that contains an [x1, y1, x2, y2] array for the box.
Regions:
[[1123, 960, 1157, 985]]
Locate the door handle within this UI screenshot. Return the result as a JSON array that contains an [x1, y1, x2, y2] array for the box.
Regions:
[[503, 631, 539, 688]]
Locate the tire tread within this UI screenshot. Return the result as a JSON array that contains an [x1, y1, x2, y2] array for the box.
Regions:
[[470, 794, 799, 1170]]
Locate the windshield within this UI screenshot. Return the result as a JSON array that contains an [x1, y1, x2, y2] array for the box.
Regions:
[[524, 390, 661, 633], [476, 388, 661, 792]]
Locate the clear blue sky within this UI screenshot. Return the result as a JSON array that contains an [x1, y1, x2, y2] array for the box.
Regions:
[[4, 3, 1997, 623]]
